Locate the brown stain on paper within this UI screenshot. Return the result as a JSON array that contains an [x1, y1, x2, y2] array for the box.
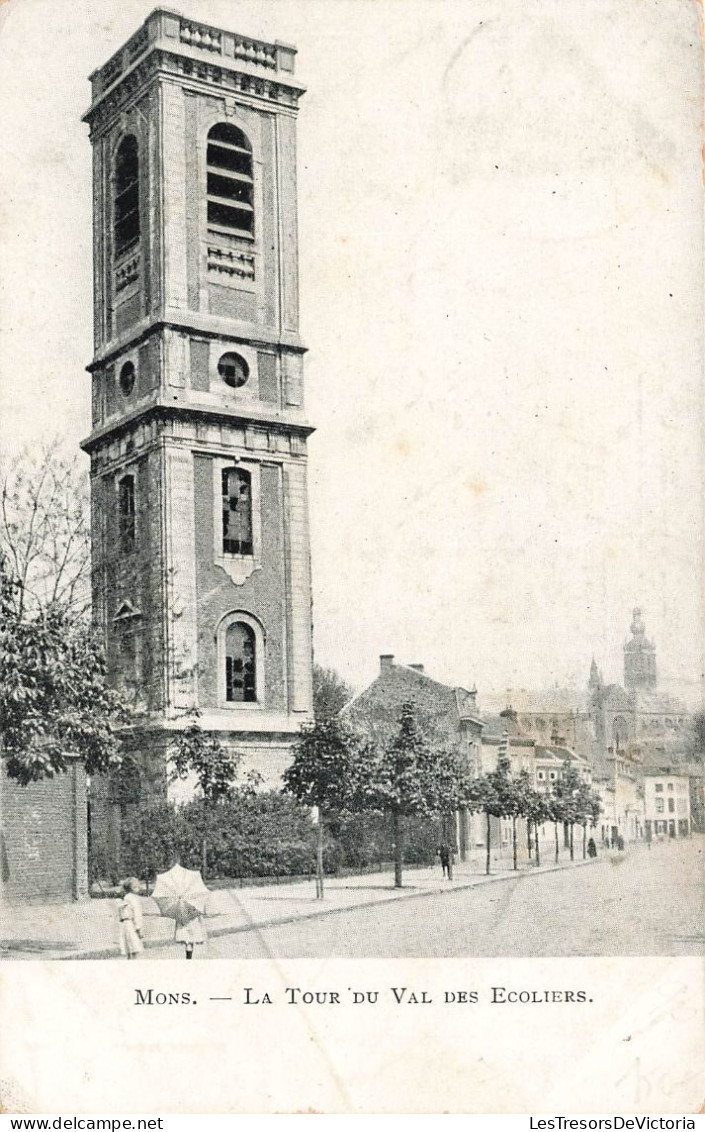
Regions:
[[464, 476, 487, 497]]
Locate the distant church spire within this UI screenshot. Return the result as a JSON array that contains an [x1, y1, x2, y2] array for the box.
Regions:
[[588, 657, 601, 690], [623, 607, 656, 691]]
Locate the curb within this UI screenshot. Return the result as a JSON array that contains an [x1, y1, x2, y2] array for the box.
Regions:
[[59, 855, 600, 961]]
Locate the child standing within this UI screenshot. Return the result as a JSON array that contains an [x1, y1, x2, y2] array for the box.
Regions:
[[175, 912, 207, 959], [118, 877, 144, 959]]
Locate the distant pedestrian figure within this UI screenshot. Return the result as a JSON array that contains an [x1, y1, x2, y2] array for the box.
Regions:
[[617, 835, 625, 852], [118, 877, 144, 959], [439, 842, 453, 880], [587, 837, 597, 859]]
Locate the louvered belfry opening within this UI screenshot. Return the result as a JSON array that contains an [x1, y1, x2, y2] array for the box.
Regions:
[[114, 135, 140, 256], [206, 122, 254, 237]]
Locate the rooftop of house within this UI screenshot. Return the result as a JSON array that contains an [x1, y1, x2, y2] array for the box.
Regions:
[[342, 655, 483, 734], [534, 745, 590, 767]]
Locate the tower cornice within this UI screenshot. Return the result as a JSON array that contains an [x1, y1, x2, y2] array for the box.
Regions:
[[86, 317, 306, 372], [80, 398, 315, 456], [83, 9, 305, 135]]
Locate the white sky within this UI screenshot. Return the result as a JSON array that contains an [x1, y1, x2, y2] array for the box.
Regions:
[[0, 0, 702, 705]]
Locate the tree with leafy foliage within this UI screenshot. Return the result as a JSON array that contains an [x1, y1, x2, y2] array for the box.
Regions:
[[520, 776, 551, 867], [576, 780, 602, 858], [355, 700, 470, 888], [312, 664, 355, 720], [468, 747, 516, 876], [0, 448, 131, 786], [507, 768, 542, 871], [283, 714, 358, 897], [0, 557, 129, 785], [550, 759, 599, 862], [169, 718, 260, 879]]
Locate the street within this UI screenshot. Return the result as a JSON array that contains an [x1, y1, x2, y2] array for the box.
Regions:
[[143, 836, 704, 959]]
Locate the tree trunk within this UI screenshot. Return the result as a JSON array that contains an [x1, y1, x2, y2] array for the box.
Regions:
[[582, 823, 587, 860], [315, 812, 324, 899], [535, 822, 541, 867], [485, 811, 491, 875], [512, 816, 518, 870], [554, 821, 559, 864], [202, 804, 209, 880], [569, 823, 574, 862], [527, 819, 533, 859], [393, 809, 404, 888]]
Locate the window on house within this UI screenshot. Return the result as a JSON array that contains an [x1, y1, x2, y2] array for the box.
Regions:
[[114, 136, 140, 257], [118, 475, 136, 553], [667, 798, 675, 813], [655, 783, 663, 792], [225, 621, 256, 702], [667, 783, 674, 792], [537, 770, 546, 781], [549, 771, 557, 781], [655, 798, 664, 813], [222, 467, 252, 555], [207, 123, 254, 237]]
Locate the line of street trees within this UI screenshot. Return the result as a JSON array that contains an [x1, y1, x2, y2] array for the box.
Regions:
[[283, 701, 604, 895]]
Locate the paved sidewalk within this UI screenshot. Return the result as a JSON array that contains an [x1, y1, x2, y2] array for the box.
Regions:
[[0, 848, 604, 960]]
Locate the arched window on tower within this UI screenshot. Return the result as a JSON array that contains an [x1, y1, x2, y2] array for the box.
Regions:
[[206, 123, 254, 237], [114, 135, 140, 257], [222, 467, 252, 556], [225, 621, 256, 702]]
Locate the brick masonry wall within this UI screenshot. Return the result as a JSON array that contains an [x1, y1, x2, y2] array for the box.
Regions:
[[0, 760, 88, 904]]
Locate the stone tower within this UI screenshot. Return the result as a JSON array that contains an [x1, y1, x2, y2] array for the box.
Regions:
[[623, 608, 657, 692], [81, 9, 314, 790]]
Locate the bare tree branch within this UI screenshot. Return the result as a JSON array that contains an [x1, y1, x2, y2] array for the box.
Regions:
[[0, 441, 91, 621]]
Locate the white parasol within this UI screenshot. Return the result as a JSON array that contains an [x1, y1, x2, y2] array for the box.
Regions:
[[151, 863, 210, 927]]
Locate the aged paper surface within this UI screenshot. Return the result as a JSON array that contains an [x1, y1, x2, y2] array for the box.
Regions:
[[0, 0, 703, 1115]]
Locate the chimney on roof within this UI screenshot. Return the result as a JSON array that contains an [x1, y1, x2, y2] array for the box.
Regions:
[[408, 664, 425, 673], [380, 654, 394, 672]]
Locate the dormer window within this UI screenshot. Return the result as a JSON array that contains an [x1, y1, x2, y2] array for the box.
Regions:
[[206, 123, 254, 238], [114, 135, 140, 257]]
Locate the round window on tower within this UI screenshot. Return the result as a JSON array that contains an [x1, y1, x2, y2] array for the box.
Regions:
[[119, 361, 136, 397], [218, 352, 249, 389]]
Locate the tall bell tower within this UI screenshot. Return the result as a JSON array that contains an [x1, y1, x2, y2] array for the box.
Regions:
[[81, 9, 314, 786], [623, 608, 657, 693]]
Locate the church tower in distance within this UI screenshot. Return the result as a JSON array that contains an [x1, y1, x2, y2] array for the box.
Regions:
[[623, 608, 657, 693], [81, 9, 314, 787]]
